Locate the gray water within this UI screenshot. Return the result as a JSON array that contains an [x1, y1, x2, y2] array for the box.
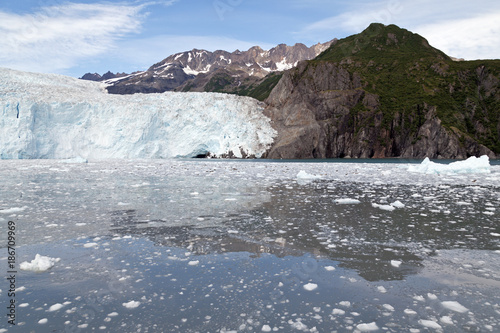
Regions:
[[0, 159, 499, 332]]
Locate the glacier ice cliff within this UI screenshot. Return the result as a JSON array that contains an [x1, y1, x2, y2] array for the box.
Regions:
[[0, 68, 276, 159]]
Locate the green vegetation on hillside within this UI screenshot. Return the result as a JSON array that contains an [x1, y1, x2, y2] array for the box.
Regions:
[[203, 72, 283, 101], [309, 23, 500, 153]]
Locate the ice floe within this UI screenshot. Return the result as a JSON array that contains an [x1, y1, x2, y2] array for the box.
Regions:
[[20, 254, 60, 272], [408, 155, 491, 175]]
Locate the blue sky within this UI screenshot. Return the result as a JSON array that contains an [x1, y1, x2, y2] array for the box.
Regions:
[[1, 0, 500, 77]]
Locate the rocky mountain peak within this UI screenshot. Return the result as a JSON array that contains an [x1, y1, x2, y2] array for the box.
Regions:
[[95, 39, 333, 95]]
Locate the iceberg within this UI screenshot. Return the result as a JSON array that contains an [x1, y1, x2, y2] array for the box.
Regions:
[[408, 155, 491, 175], [0, 68, 276, 159]]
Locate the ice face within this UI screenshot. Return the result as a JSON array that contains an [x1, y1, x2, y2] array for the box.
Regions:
[[0, 68, 276, 159]]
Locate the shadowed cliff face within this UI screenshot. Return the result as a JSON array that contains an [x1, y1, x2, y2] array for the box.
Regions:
[[262, 24, 500, 159]]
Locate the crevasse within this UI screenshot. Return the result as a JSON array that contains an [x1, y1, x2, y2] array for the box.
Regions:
[[0, 68, 276, 159]]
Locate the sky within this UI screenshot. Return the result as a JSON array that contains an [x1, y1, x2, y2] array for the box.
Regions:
[[1, 0, 500, 77]]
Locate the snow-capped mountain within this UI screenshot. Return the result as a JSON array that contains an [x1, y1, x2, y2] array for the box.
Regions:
[[0, 68, 276, 159], [82, 41, 334, 94]]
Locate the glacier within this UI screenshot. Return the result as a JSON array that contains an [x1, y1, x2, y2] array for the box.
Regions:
[[0, 68, 276, 159]]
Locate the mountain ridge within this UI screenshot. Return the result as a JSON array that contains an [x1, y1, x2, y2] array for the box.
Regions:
[[80, 40, 334, 96]]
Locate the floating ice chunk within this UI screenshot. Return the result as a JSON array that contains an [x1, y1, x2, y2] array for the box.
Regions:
[[122, 301, 140, 309], [391, 260, 402, 268], [188, 260, 200, 266], [490, 233, 500, 237], [332, 308, 345, 315], [427, 293, 438, 300], [383, 304, 395, 312], [83, 242, 98, 248], [20, 254, 60, 272], [372, 203, 395, 212], [335, 198, 361, 204], [440, 316, 454, 325], [377, 286, 387, 293], [108, 312, 119, 317], [261, 325, 272, 332], [0, 206, 28, 214], [419, 319, 442, 329], [441, 301, 468, 313], [38, 318, 48, 324], [297, 170, 321, 180], [390, 200, 405, 208], [339, 301, 351, 307], [324, 266, 336, 271], [404, 309, 417, 315], [356, 322, 379, 331], [408, 155, 490, 175], [303, 283, 318, 291], [48, 303, 64, 312], [59, 156, 87, 163]]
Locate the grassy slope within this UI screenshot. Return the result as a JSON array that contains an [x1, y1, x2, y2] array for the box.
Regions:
[[312, 23, 500, 153]]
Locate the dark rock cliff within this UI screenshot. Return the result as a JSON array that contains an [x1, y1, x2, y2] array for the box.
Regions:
[[262, 24, 500, 159]]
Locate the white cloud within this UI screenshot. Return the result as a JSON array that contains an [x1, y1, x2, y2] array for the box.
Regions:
[[414, 13, 500, 59], [297, 0, 500, 60], [0, 2, 147, 74]]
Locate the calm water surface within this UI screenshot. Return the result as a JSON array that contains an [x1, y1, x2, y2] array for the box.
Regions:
[[0, 159, 499, 332]]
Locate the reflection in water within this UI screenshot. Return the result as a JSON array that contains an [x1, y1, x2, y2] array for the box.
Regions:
[[1, 159, 499, 332]]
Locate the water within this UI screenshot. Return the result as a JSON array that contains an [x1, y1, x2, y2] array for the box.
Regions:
[[0, 159, 499, 332]]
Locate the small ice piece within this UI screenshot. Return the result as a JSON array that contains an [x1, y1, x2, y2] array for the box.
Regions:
[[419, 319, 442, 329], [427, 293, 438, 300], [0, 206, 28, 214], [324, 266, 336, 271], [83, 242, 98, 248], [356, 322, 379, 331], [440, 316, 454, 325], [413, 295, 425, 302], [122, 301, 140, 309], [441, 301, 468, 313], [490, 233, 500, 237], [339, 301, 351, 307], [188, 260, 200, 266], [335, 198, 361, 204], [227, 230, 239, 234], [390, 200, 405, 208], [38, 318, 48, 324], [47, 303, 64, 312], [20, 254, 60, 272], [404, 309, 417, 315], [108, 312, 119, 317], [303, 283, 318, 291], [332, 308, 345, 315], [391, 260, 402, 268], [377, 286, 387, 293], [372, 203, 395, 212], [383, 304, 395, 312], [19, 303, 29, 308], [296, 170, 321, 180], [261, 325, 272, 332]]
